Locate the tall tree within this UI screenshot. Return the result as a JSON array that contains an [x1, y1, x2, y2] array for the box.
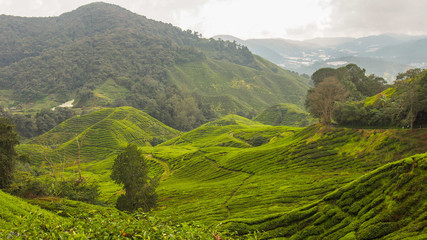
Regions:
[[111, 144, 158, 212], [0, 117, 20, 189], [305, 77, 349, 125]]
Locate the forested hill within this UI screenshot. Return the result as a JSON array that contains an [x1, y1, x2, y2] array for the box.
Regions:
[[0, 2, 310, 131]]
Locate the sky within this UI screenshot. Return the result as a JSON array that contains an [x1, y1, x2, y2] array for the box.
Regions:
[[0, 0, 426, 40]]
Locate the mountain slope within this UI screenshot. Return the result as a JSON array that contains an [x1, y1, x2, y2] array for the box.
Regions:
[[0, 2, 310, 130]]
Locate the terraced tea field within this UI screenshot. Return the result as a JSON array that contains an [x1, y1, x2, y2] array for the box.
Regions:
[[13, 108, 427, 238]]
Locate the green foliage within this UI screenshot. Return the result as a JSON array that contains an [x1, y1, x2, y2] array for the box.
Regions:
[[55, 179, 101, 204], [0, 107, 75, 139], [7, 171, 48, 198], [0, 117, 19, 189], [7, 170, 100, 204], [311, 64, 388, 100], [334, 69, 427, 128], [111, 144, 158, 212], [150, 118, 427, 228]]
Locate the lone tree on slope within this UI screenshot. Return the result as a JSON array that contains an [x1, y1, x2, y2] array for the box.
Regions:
[[305, 77, 349, 125], [111, 144, 158, 212]]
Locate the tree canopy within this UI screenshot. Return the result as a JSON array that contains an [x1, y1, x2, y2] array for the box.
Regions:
[[311, 64, 388, 100], [332, 69, 427, 128], [305, 77, 349, 125]]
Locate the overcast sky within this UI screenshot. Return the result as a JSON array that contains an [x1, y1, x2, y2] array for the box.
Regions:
[[1, 0, 426, 40]]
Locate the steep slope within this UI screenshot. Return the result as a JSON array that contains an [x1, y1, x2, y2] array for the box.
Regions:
[[0, 2, 310, 130], [254, 103, 316, 127], [221, 153, 427, 239]]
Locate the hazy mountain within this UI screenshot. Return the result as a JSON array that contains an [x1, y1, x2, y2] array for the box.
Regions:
[[303, 37, 354, 48], [215, 34, 427, 82], [370, 37, 427, 67]]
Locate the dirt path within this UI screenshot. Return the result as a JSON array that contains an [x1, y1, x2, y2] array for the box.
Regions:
[[204, 155, 254, 218], [221, 174, 253, 217], [146, 154, 171, 181]]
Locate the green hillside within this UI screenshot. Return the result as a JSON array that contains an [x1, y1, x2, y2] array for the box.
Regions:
[[254, 103, 316, 127], [0, 2, 309, 130]]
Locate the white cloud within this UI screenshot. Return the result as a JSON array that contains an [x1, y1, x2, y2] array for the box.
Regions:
[[1, 0, 427, 40], [324, 0, 427, 37], [174, 0, 331, 39]]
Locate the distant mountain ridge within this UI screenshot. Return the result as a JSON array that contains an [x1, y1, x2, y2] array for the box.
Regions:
[[215, 34, 427, 81]]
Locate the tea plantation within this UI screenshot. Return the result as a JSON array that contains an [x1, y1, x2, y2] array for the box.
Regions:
[[5, 107, 427, 239]]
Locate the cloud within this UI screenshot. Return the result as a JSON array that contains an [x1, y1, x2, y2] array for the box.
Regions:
[[174, 0, 331, 39], [324, 0, 427, 37], [1, 0, 427, 39]]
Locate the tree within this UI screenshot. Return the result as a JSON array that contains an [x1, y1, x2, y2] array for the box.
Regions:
[[305, 77, 349, 125], [0, 117, 20, 189], [391, 69, 427, 129], [111, 144, 158, 212]]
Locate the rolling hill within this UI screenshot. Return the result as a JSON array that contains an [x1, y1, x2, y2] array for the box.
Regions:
[[0, 2, 310, 130]]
